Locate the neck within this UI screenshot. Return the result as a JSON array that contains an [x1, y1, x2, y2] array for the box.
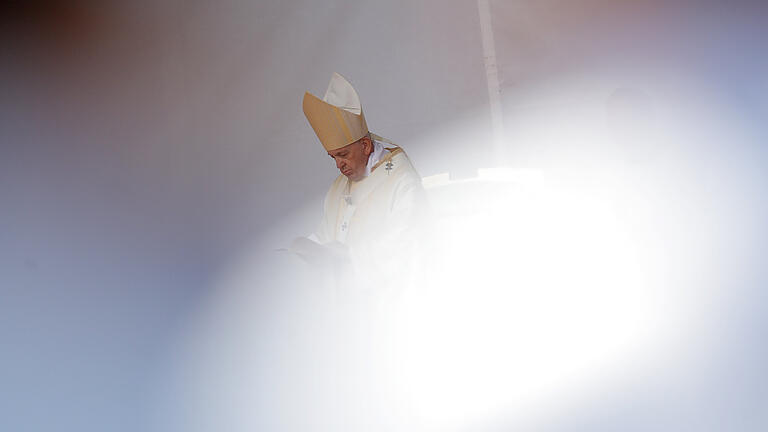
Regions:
[[363, 139, 387, 177]]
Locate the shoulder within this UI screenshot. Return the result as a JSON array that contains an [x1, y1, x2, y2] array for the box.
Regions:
[[329, 173, 347, 189], [380, 146, 418, 174], [323, 174, 348, 204], [384, 150, 425, 208], [389, 149, 422, 185]]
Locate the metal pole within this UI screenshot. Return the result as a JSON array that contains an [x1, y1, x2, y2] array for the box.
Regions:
[[477, 0, 506, 164]]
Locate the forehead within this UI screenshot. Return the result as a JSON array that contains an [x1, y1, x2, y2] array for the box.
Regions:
[[327, 140, 361, 156]]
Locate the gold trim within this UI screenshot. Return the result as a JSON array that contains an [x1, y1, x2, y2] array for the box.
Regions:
[[371, 147, 403, 172]]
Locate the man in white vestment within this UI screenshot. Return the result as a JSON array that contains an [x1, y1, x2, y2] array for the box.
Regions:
[[289, 73, 427, 429], [294, 73, 426, 293]]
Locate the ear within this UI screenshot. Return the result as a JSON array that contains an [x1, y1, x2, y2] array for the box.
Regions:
[[361, 136, 373, 156]]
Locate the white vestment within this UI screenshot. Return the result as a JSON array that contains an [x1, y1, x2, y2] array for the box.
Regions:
[[314, 144, 426, 292]]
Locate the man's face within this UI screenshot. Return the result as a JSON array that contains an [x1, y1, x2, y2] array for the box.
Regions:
[[327, 136, 372, 182]]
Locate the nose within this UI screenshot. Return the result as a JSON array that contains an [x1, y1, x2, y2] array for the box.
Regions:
[[335, 158, 344, 169]]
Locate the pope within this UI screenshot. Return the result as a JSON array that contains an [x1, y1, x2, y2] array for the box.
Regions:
[[293, 73, 426, 291]]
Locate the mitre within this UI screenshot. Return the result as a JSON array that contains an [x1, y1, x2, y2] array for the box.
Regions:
[[303, 73, 369, 151]]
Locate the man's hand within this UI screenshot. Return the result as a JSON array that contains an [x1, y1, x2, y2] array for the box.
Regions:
[[289, 237, 348, 266]]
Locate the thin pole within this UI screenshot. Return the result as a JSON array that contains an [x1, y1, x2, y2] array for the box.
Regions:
[[477, 0, 506, 163]]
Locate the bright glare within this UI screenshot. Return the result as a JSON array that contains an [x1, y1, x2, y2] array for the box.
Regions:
[[395, 169, 665, 427], [168, 77, 735, 431]]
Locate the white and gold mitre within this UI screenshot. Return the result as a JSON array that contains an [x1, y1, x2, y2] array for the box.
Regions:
[[303, 73, 369, 151]]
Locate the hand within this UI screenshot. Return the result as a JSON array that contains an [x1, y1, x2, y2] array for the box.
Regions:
[[289, 237, 348, 266]]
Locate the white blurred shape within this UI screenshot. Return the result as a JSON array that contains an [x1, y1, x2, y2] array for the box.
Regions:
[[395, 171, 663, 428]]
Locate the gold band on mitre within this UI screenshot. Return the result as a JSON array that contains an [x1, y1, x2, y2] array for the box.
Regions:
[[303, 73, 369, 151]]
